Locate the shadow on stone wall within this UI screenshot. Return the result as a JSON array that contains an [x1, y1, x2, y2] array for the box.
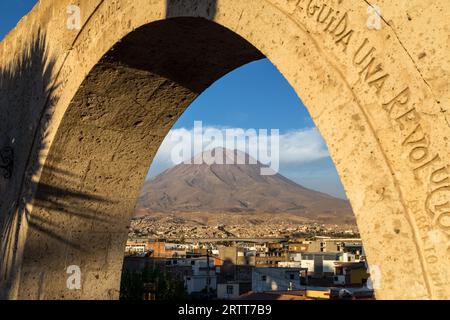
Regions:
[[0, 30, 56, 290], [166, 0, 217, 19], [27, 163, 116, 251], [106, 16, 264, 94], [0, 29, 114, 298]]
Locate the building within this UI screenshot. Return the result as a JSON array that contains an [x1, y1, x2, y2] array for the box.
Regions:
[[288, 242, 309, 253], [300, 252, 358, 274], [185, 274, 217, 295], [123, 256, 169, 272], [216, 246, 254, 297], [252, 267, 305, 292], [146, 241, 187, 258], [125, 241, 147, 254], [217, 282, 241, 300], [123, 239, 368, 298], [333, 262, 370, 286], [278, 261, 302, 268], [218, 246, 255, 266], [305, 237, 363, 253], [184, 257, 217, 295], [255, 243, 289, 267]]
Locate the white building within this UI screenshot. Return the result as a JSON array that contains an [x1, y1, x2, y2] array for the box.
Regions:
[[290, 253, 302, 262], [184, 258, 217, 295], [252, 268, 303, 292], [299, 252, 358, 274], [185, 274, 217, 295]]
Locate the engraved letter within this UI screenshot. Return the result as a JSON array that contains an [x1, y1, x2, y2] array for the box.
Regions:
[[307, 0, 320, 17], [336, 30, 354, 53], [426, 186, 450, 221], [409, 146, 429, 164], [413, 154, 441, 177], [402, 123, 427, 146], [383, 87, 410, 116], [430, 165, 450, 186], [317, 4, 334, 24], [395, 107, 421, 130], [353, 38, 375, 65], [329, 12, 349, 38]]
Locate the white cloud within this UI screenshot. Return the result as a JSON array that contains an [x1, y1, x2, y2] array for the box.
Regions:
[[278, 128, 329, 164], [147, 125, 329, 177]]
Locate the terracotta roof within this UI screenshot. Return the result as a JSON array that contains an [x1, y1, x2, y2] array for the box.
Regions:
[[238, 291, 310, 300]]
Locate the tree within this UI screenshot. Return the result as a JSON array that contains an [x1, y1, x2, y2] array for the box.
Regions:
[[120, 267, 187, 300]]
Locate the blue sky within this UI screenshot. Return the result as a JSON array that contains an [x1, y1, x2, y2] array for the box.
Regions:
[[171, 60, 315, 130], [0, 1, 346, 199], [149, 59, 346, 198], [0, 1, 37, 40]]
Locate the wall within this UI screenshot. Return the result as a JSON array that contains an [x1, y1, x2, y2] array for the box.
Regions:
[[0, 0, 449, 299], [252, 268, 301, 292]]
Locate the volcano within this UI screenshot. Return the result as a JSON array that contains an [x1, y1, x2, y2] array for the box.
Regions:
[[136, 148, 355, 225]]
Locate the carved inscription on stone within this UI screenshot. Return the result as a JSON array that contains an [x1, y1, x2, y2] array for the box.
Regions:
[[289, 0, 449, 296]]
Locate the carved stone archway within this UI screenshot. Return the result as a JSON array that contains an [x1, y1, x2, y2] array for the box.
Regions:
[[0, 0, 449, 299]]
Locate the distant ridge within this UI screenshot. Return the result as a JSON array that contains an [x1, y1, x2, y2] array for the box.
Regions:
[[137, 148, 355, 225]]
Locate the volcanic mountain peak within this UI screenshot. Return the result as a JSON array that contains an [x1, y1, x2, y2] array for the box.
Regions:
[[189, 147, 257, 165], [138, 149, 355, 225]]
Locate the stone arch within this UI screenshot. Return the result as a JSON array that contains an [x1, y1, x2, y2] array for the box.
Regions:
[[0, 0, 449, 299]]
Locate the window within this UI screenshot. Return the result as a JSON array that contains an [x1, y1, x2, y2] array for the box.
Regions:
[[289, 274, 295, 280], [261, 275, 267, 281], [227, 285, 234, 295]]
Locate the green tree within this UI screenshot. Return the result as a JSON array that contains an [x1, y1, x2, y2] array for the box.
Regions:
[[120, 267, 187, 300]]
